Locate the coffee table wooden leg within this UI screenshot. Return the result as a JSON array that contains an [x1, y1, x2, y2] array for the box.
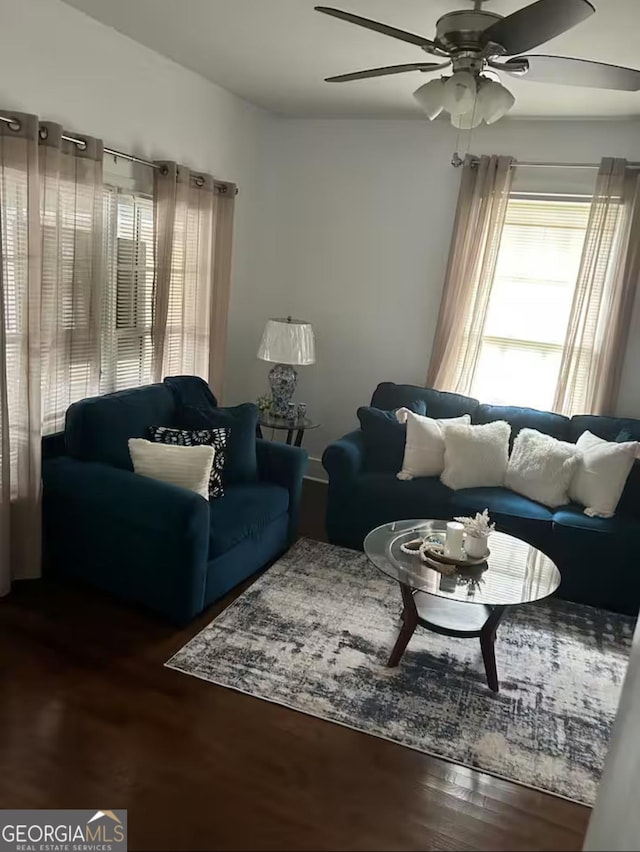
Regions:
[[388, 583, 418, 668], [480, 606, 506, 693]]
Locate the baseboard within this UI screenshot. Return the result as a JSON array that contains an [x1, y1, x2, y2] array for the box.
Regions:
[[305, 457, 328, 484]]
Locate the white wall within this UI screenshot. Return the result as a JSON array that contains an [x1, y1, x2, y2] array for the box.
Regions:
[[254, 117, 640, 470], [5, 0, 640, 473], [0, 0, 274, 403]]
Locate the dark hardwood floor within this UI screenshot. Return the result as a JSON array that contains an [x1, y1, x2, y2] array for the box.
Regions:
[[0, 479, 590, 851]]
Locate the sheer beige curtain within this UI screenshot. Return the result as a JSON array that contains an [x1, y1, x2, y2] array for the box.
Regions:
[[553, 158, 640, 416], [152, 163, 236, 395], [0, 112, 104, 595], [40, 124, 104, 432], [427, 154, 514, 394], [0, 114, 41, 594]]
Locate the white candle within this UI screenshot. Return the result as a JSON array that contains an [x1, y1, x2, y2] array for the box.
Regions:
[[445, 521, 465, 560]]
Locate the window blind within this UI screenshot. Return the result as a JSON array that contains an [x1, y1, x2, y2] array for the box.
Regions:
[[470, 196, 591, 410], [101, 187, 154, 393]]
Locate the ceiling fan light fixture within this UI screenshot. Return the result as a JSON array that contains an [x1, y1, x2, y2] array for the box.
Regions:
[[413, 78, 445, 120], [442, 71, 477, 116], [450, 104, 484, 130], [476, 77, 516, 124]]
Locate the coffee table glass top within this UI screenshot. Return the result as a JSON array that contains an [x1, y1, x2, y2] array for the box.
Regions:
[[364, 520, 561, 608]]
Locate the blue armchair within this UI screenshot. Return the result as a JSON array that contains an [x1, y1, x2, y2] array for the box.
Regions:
[[42, 377, 308, 625]]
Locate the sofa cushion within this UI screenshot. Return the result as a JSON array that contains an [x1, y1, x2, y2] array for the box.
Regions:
[[65, 383, 177, 470], [552, 505, 640, 614], [451, 486, 553, 550], [208, 483, 289, 556], [370, 382, 479, 420], [148, 425, 229, 499], [473, 403, 570, 446], [505, 428, 580, 508], [397, 410, 471, 480], [180, 402, 259, 486], [568, 414, 640, 444], [441, 420, 511, 490], [357, 401, 427, 473], [569, 414, 640, 520], [569, 430, 637, 518], [451, 486, 553, 523], [553, 504, 640, 536], [353, 474, 454, 525], [128, 438, 214, 500]]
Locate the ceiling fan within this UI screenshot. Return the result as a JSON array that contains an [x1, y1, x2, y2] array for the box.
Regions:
[[315, 0, 640, 127]]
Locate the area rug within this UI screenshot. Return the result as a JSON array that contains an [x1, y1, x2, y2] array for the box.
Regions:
[[166, 538, 634, 805]]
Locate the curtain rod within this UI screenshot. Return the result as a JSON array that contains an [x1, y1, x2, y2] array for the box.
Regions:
[[0, 114, 238, 195], [459, 156, 640, 170], [515, 160, 640, 170]]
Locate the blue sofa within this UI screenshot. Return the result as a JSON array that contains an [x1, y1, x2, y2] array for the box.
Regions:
[[42, 377, 308, 625], [323, 382, 640, 616]]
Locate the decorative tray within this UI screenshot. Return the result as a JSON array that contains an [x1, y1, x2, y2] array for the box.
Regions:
[[399, 535, 489, 567], [420, 541, 490, 568]]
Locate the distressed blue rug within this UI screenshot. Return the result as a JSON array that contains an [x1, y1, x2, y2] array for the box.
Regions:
[[166, 538, 634, 805]]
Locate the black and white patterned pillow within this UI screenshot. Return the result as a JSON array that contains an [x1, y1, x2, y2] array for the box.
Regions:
[[147, 426, 229, 500]]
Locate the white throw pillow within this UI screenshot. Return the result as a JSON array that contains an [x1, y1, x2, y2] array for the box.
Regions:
[[128, 438, 215, 500], [440, 420, 511, 490], [505, 428, 580, 508], [395, 409, 471, 480], [569, 430, 638, 518]]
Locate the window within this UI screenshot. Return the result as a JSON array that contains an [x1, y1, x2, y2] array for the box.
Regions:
[[100, 186, 155, 394], [470, 195, 590, 410]]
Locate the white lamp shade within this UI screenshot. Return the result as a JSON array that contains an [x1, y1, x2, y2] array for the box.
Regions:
[[413, 78, 445, 120], [257, 317, 316, 366], [477, 78, 515, 124], [442, 71, 477, 116]]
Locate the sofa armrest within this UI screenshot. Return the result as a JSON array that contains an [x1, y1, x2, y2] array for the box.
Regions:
[[43, 458, 210, 624], [256, 439, 308, 543], [322, 430, 366, 483]]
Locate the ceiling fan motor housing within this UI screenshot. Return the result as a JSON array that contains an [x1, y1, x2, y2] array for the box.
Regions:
[[434, 10, 503, 53]]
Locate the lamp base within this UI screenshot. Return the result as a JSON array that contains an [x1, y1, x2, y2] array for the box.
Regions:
[[268, 363, 298, 417]]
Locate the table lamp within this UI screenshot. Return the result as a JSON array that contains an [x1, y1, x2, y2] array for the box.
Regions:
[[257, 316, 316, 417]]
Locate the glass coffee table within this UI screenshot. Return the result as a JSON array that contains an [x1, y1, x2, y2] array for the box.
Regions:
[[364, 520, 561, 692]]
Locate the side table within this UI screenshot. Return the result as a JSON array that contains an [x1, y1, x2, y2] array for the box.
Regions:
[[257, 414, 319, 448]]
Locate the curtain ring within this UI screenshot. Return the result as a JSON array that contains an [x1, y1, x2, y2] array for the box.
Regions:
[[76, 139, 87, 151], [7, 118, 21, 132], [160, 165, 169, 176], [39, 126, 49, 140], [195, 176, 205, 187]]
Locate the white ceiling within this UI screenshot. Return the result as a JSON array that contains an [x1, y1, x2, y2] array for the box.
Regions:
[[63, 0, 640, 119]]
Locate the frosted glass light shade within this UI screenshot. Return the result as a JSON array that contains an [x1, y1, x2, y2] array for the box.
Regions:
[[477, 78, 515, 124], [442, 71, 477, 116], [413, 78, 445, 120], [257, 317, 316, 365], [451, 105, 483, 129]]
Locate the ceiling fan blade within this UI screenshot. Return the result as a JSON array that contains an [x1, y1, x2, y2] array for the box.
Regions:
[[315, 6, 439, 51], [325, 62, 449, 83], [482, 0, 595, 56], [502, 55, 640, 91]]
